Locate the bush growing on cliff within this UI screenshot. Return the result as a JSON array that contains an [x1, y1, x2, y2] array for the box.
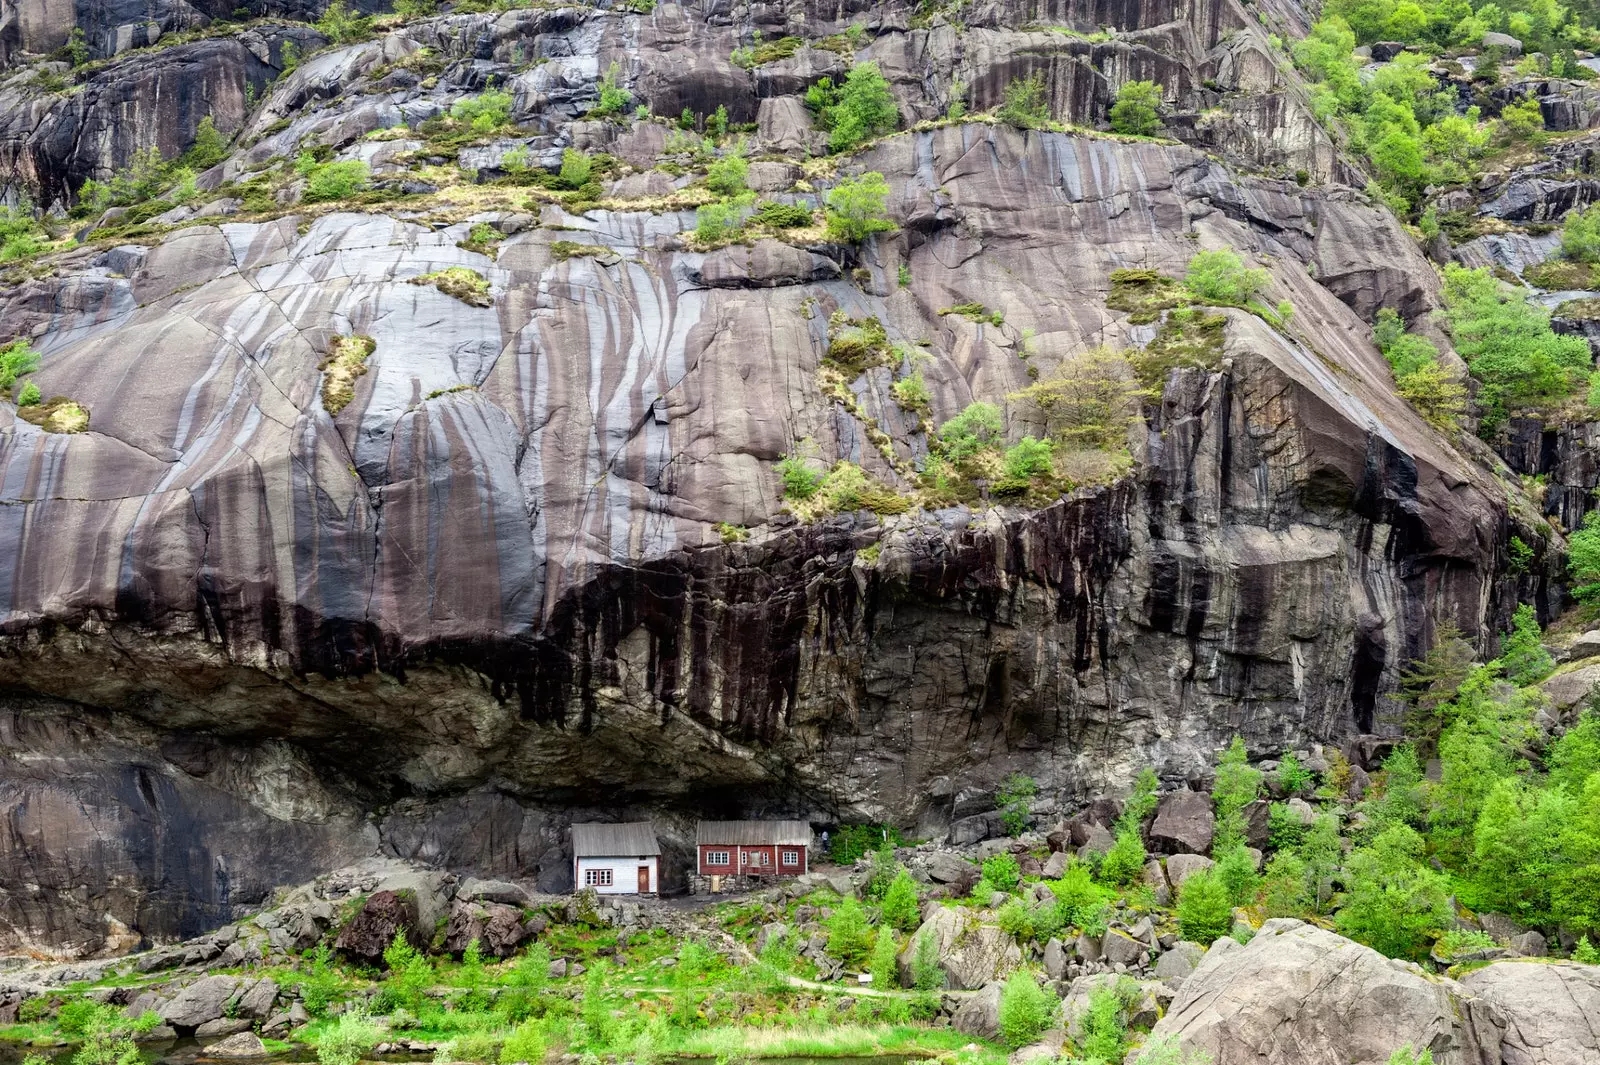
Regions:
[[705, 141, 749, 196], [996, 72, 1050, 129], [315, 0, 373, 44], [1499, 603, 1553, 685], [996, 772, 1038, 835], [0, 205, 48, 263], [0, 338, 41, 393], [982, 852, 1022, 892], [824, 172, 894, 242], [807, 63, 899, 151], [299, 156, 370, 203], [1184, 250, 1268, 306], [451, 89, 514, 133], [936, 401, 1003, 463], [1110, 80, 1163, 135]]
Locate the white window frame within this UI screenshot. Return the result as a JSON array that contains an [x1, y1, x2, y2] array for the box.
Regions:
[[584, 868, 613, 887], [782, 850, 800, 866], [706, 850, 730, 866]]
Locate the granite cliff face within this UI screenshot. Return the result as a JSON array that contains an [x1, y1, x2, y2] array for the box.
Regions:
[[0, 0, 1545, 955]]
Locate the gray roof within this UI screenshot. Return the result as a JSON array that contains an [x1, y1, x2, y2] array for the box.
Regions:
[[571, 822, 660, 857], [696, 820, 812, 846]]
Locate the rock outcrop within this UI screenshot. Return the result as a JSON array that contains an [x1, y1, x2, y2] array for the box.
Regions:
[[0, 0, 1544, 957]]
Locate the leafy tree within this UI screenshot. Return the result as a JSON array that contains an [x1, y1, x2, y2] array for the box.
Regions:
[[1500, 603, 1553, 685], [996, 72, 1050, 128], [997, 970, 1053, 1048], [1398, 621, 1474, 748], [1501, 97, 1546, 141], [882, 868, 922, 930], [1099, 827, 1147, 887], [824, 171, 894, 242], [382, 931, 432, 1012], [1549, 711, 1600, 795], [1211, 736, 1262, 851], [911, 930, 944, 988], [1213, 844, 1260, 906], [1122, 767, 1161, 829], [1176, 868, 1233, 944], [1077, 984, 1131, 1061], [825, 897, 874, 966], [1276, 752, 1315, 795], [696, 196, 754, 242], [183, 115, 232, 170], [314, 0, 372, 44], [1008, 345, 1143, 451], [1367, 743, 1427, 833], [869, 927, 900, 987], [705, 141, 749, 196], [822, 63, 899, 152], [1184, 250, 1268, 305], [300, 943, 341, 1015], [707, 104, 729, 139], [451, 89, 514, 132], [1575, 935, 1600, 964], [1335, 825, 1451, 960], [1570, 509, 1600, 608], [1261, 851, 1312, 918], [1110, 80, 1162, 135], [17, 381, 40, 406], [559, 148, 593, 189]]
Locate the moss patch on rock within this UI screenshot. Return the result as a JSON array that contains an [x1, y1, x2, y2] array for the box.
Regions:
[[1105, 267, 1187, 323], [410, 266, 492, 307], [321, 334, 376, 415], [17, 396, 89, 433], [1131, 307, 1227, 385], [550, 240, 612, 261]]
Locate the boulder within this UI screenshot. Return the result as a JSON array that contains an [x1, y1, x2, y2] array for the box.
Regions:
[[951, 982, 1004, 1039], [1043, 938, 1069, 981], [1164, 854, 1215, 888], [1241, 801, 1272, 849], [756, 922, 791, 955], [443, 899, 532, 958], [925, 852, 978, 889], [1142, 860, 1172, 906], [1154, 941, 1205, 984], [1075, 824, 1114, 861], [204, 1031, 269, 1057], [1541, 663, 1600, 712], [1075, 932, 1102, 964], [1459, 960, 1600, 1064], [335, 890, 422, 966], [1101, 930, 1147, 967], [1479, 913, 1527, 944], [457, 878, 531, 906], [1149, 791, 1215, 855], [1147, 919, 1504, 1064], [1560, 628, 1600, 661], [945, 923, 1024, 990], [232, 978, 278, 1019], [1369, 41, 1410, 61], [1483, 31, 1524, 54], [1041, 852, 1069, 879], [1006, 1028, 1065, 1065], [1062, 975, 1157, 1041], [1508, 930, 1547, 957], [195, 1019, 253, 1038], [158, 976, 238, 1030]]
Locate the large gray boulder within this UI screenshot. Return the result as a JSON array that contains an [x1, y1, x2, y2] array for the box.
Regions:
[[1146, 919, 1503, 1064], [1149, 791, 1215, 855], [158, 976, 239, 1030], [896, 906, 1021, 991], [1458, 961, 1600, 1064], [950, 982, 1003, 1040]]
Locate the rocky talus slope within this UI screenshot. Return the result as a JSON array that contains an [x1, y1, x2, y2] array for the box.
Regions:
[[0, 0, 1553, 954]]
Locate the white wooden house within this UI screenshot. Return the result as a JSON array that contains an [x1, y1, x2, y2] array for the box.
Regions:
[[570, 822, 661, 895]]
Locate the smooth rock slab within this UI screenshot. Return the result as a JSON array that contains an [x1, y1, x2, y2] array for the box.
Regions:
[[1459, 960, 1600, 1065]]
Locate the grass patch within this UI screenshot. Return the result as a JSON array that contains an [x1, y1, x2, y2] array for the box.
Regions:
[[456, 221, 502, 258], [410, 267, 492, 307], [17, 396, 89, 433], [732, 35, 804, 67], [1524, 258, 1599, 289], [1554, 296, 1600, 320], [1105, 267, 1187, 323], [550, 240, 612, 261], [940, 302, 1003, 325], [671, 1023, 980, 1059], [321, 334, 376, 415], [1130, 308, 1226, 385]]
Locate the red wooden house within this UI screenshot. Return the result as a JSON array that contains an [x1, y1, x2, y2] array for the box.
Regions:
[[696, 820, 811, 877]]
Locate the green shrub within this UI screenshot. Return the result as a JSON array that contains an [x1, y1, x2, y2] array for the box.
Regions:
[[1048, 861, 1113, 926], [594, 62, 632, 117], [997, 971, 1053, 1048], [982, 852, 1021, 892], [882, 868, 922, 930], [824, 171, 895, 242], [997, 772, 1038, 835], [706, 142, 749, 196], [1570, 510, 1600, 608], [997, 898, 1034, 941], [1260, 852, 1311, 918], [1185, 249, 1268, 305], [1213, 844, 1260, 906], [996, 72, 1050, 128], [1077, 984, 1130, 1061], [825, 898, 874, 967], [303, 160, 370, 203], [0, 205, 46, 262], [316, 0, 372, 42], [183, 115, 232, 170], [1276, 751, 1314, 795], [892, 371, 930, 411], [1121, 768, 1160, 829], [0, 339, 41, 392], [1575, 935, 1600, 964], [317, 1010, 378, 1065], [1001, 437, 1055, 484], [1387, 1046, 1436, 1065], [1099, 827, 1146, 887], [1176, 868, 1233, 945], [819, 62, 899, 151], [300, 943, 340, 1015], [1109, 80, 1162, 135], [382, 932, 432, 1011], [752, 199, 812, 227], [1335, 824, 1451, 960], [451, 89, 514, 132], [707, 104, 729, 140], [695, 196, 754, 243], [828, 823, 905, 863], [1562, 204, 1600, 263], [1211, 736, 1262, 851], [16, 381, 41, 406], [937, 401, 1003, 463]]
